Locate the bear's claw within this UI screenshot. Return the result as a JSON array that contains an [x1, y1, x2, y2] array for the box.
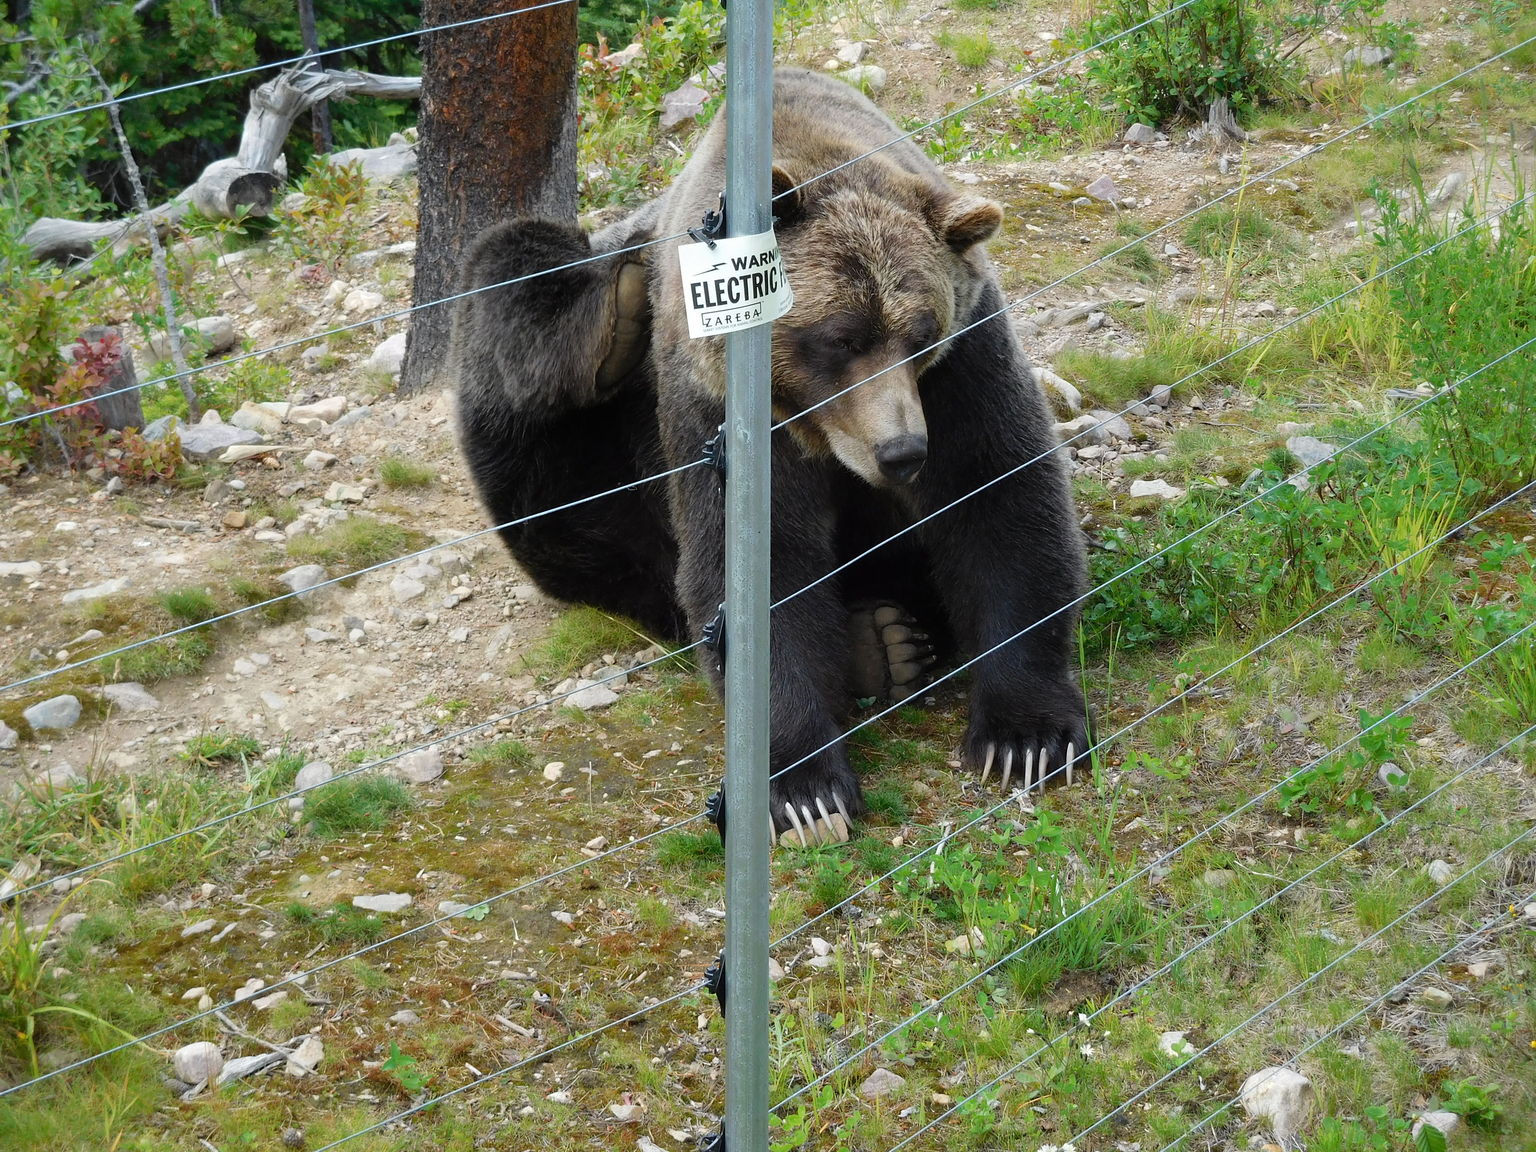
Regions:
[[779, 792, 853, 848], [978, 741, 1080, 794]]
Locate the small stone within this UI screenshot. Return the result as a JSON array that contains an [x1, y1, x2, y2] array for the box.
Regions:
[[0, 720, 17, 749], [180, 918, 217, 938], [659, 80, 710, 131], [810, 937, 833, 957], [303, 450, 337, 471], [944, 927, 986, 955], [277, 564, 328, 596], [1286, 435, 1340, 470], [353, 893, 413, 913], [608, 1102, 644, 1123], [1412, 1111, 1462, 1142], [284, 1035, 323, 1075], [545, 1089, 574, 1105], [768, 958, 785, 981], [1129, 478, 1186, 500], [390, 1009, 420, 1026], [1085, 174, 1120, 202], [1342, 45, 1393, 68], [1425, 859, 1455, 886], [173, 1041, 224, 1085], [836, 41, 867, 64], [341, 288, 385, 315], [289, 762, 333, 812], [838, 64, 887, 92], [61, 577, 131, 605], [1036, 367, 1082, 416], [1056, 414, 1108, 446], [390, 576, 426, 603], [859, 1067, 907, 1100], [282, 1129, 304, 1149], [542, 761, 565, 782], [1124, 123, 1157, 144], [33, 761, 80, 788], [1418, 986, 1454, 1010], [0, 560, 44, 580], [366, 333, 408, 376], [324, 482, 367, 504], [252, 989, 289, 1010], [194, 315, 237, 353], [1238, 1067, 1314, 1141], [396, 748, 444, 784], [178, 423, 264, 462], [289, 396, 348, 424], [1253, 300, 1278, 318], [551, 910, 576, 926], [1377, 761, 1408, 790], [566, 681, 620, 710], [437, 901, 472, 917], [181, 986, 208, 1001], [1158, 1030, 1193, 1059], [23, 695, 82, 731]]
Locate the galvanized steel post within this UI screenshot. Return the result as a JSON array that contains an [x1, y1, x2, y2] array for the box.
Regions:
[[722, 0, 774, 1147]]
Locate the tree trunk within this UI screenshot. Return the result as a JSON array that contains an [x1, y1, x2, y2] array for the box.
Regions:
[[79, 327, 146, 432], [399, 0, 578, 395], [297, 0, 334, 153]]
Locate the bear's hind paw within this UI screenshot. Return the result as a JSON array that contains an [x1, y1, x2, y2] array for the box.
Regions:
[[976, 740, 1085, 795], [777, 792, 854, 849]]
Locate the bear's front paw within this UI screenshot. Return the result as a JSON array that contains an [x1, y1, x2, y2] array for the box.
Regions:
[[963, 685, 1090, 795], [770, 755, 866, 849]]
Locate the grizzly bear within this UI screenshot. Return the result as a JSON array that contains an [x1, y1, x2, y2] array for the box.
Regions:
[[453, 67, 1088, 843]]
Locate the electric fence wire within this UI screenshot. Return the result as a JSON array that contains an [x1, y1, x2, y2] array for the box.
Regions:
[[309, 979, 710, 1152], [774, 608, 1536, 1108], [3, 636, 708, 911], [0, 691, 716, 1098], [16, 19, 1522, 434], [0, 454, 708, 696], [767, 333, 1536, 790], [0, 226, 693, 429], [772, 31, 1536, 436], [0, 0, 1225, 429], [893, 826, 1536, 1151], [7, 184, 1522, 703], [1150, 887, 1536, 1152], [773, 191, 1535, 612], [2, 0, 579, 134], [773, 476, 1536, 957]]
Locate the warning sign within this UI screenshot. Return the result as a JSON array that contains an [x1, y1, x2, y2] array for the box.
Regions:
[[678, 229, 794, 339]]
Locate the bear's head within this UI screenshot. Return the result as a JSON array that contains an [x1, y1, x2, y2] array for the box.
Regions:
[[771, 172, 1003, 488]]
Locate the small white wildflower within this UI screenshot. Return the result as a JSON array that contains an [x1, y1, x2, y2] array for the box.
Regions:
[[1078, 1042, 1096, 1057]]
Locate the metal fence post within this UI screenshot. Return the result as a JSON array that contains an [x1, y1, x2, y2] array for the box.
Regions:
[[722, 0, 774, 1147]]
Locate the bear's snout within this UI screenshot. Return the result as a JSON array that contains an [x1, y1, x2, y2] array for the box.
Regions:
[[875, 434, 928, 484]]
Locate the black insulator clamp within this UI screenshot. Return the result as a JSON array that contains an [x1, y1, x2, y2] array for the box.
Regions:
[[705, 952, 727, 1007], [703, 423, 727, 479], [705, 788, 727, 836], [701, 603, 727, 660], [688, 192, 728, 248], [697, 1131, 726, 1152]]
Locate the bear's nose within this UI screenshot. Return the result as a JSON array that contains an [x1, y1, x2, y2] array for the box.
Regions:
[[875, 435, 928, 484]]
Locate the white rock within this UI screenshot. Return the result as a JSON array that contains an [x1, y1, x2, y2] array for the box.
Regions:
[[1056, 414, 1108, 446], [285, 1035, 324, 1076], [551, 910, 576, 926], [353, 893, 413, 913], [231, 401, 284, 435], [100, 682, 160, 713], [290, 396, 349, 424], [859, 1067, 907, 1099], [366, 333, 408, 376], [181, 918, 217, 938], [839, 64, 887, 92], [23, 695, 82, 731], [390, 1009, 421, 1026], [1036, 367, 1082, 415], [173, 1041, 224, 1084], [390, 576, 426, 603], [1418, 986, 1454, 1010], [324, 482, 367, 503], [0, 560, 43, 580], [1124, 123, 1157, 144], [341, 288, 385, 316], [1412, 1111, 1461, 1142], [0, 721, 17, 750], [396, 748, 444, 784], [252, 989, 289, 1010], [180, 986, 208, 1001], [1085, 174, 1121, 202], [1286, 435, 1340, 470], [1129, 478, 1186, 500], [290, 761, 334, 809], [545, 1089, 574, 1104], [608, 1102, 644, 1123], [542, 761, 565, 782], [1158, 1030, 1193, 1059], [194, 315, 237, 353], [279, 564, 328, 596], [836, 41, 867, 64], [33, 761, 80, 788], [810, 936, 834, 957], [1425, 859, 1455, 886], [1238, 1066, 1314, 1141], [566, 680, 620, 710], [61, 576, 131, 605], [303, 450, 338, 471]]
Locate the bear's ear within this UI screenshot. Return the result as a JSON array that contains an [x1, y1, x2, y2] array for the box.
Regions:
[[936, 194, 1004, 252], [771, 165, 804, 228]]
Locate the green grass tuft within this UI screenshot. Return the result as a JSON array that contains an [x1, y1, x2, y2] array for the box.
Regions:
[[304, 776, 412, 837]]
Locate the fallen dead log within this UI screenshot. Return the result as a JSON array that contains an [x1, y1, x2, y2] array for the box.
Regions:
[[24, 62, 421, 263]]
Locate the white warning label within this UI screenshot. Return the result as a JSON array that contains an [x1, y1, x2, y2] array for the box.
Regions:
[[678, 228, 794, 339]]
